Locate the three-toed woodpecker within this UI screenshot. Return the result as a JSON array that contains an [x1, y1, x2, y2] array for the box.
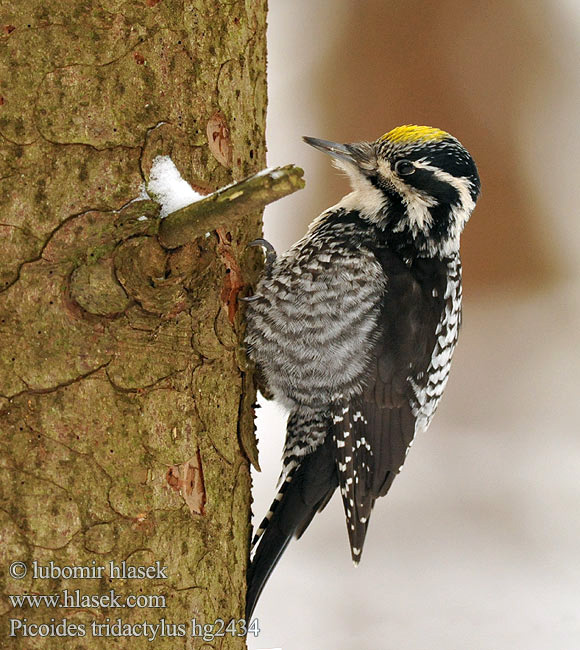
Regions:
[[244, 125, 480, 617]]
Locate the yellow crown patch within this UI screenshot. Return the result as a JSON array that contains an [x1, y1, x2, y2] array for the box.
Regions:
[[380, 125, 448, 144]]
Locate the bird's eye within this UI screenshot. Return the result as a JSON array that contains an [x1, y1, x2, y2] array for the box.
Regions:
[[394, 159, 415, 176]]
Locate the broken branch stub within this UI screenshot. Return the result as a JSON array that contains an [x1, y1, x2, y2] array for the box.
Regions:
[[157, 164, 305, 249]]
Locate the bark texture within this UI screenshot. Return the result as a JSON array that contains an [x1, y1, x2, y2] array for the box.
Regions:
[[0, 1, 267, 647]]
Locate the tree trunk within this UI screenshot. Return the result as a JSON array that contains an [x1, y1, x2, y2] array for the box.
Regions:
[[0, 2, 267, 648]]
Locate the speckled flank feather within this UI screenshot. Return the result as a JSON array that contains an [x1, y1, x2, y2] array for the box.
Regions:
[[281, 410, 330, 476], [245, 126, 480, 617], [410, 255, 462, 432], [245, 214, 387, 411]]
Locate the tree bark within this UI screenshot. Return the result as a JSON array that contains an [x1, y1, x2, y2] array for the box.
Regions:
[[0, 2, 268, 648]]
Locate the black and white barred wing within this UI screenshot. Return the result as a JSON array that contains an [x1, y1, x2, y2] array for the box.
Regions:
[[331, 256, 447, 562], [331, 400, 415, 563]]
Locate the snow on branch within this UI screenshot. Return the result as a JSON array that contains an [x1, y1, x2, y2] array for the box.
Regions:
[[146, 156, 305, 249], [147, 156, 206, 218]]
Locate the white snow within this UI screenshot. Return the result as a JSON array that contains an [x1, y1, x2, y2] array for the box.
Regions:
[[255, 166, 278, 178], [146, 155, 205, 218], [144, 157, 281, 218]]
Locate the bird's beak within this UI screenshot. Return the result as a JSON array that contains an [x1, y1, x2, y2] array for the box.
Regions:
[[302, 137, 355, 164], [303, 136, 375, 171]]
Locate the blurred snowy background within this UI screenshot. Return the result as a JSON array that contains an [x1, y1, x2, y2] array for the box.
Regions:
[[248, 1, 580, 649]]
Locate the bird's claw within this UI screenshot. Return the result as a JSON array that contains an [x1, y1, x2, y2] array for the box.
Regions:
[[239, 294, 262, 303], [247, 238, 277, 268]]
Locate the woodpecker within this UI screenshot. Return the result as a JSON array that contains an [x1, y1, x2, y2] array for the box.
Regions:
[[244, 125, 480, 618]]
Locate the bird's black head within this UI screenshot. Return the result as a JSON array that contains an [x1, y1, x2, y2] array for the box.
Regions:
[[303, 125, 481, 257]]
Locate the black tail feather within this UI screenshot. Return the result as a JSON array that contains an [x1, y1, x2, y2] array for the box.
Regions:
[[246, 434, 337, 619], [246, 520, 293, 620]]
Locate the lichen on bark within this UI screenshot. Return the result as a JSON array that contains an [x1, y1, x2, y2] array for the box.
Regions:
[[0, 1, 268, 648]]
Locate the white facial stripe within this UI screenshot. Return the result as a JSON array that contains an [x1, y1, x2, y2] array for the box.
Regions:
[[413, 159, 476, 215], [413, 160, 476, 255]]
